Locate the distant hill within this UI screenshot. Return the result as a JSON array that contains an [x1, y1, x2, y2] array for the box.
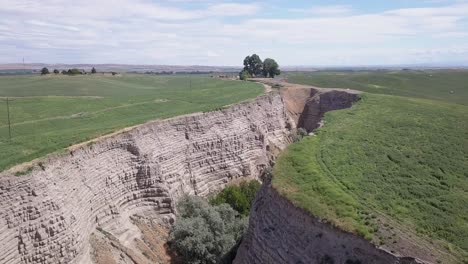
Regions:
[[0, 63, 242, 74]]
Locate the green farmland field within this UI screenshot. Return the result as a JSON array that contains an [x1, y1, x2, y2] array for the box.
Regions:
[[0, 74, 263, 172], [273, 90, 468, 261], [287, 70, 468, 105]]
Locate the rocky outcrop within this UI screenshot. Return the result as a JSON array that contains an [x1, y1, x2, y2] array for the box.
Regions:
[[0, 94, 292, 264], [298, 89, 359, 132], [234, 180, 426, 264]]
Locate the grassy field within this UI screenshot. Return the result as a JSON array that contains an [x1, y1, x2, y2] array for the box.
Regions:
[[0, 74, 263, 172], [273, 94, 468, 261], [287, 70, 468, 105]]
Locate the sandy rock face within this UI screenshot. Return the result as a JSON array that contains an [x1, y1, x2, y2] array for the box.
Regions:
[[0, 94, 292, 264]]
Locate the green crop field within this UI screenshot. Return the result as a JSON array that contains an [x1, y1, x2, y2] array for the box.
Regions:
[[0, 74, 263, 172], [273, 93, 468, 262], [287, 70, 468, 105]]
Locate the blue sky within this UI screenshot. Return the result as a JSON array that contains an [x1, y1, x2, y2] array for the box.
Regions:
[[1, 0, 468, 66]]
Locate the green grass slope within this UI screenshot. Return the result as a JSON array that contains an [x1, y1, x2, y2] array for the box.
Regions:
[[0, 74, 263, 172], [287, 70, 468, 105], [273, 94, 468, 261]]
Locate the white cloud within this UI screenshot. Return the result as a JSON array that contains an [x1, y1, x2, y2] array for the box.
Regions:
[[0, 1, 467, 65], [290, 5, 353, 16], [208, 3, 260, 16]]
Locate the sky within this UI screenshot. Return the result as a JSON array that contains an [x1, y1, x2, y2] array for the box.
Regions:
[[0, 0, 468, 66]]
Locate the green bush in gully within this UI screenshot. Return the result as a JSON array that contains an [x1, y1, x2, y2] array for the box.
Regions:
[[169, 196, 247, 264], [210, 180, 261, 217], [169, 181, 261, 263]]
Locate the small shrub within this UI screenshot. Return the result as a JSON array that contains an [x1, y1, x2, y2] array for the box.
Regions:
[[14, 166, 34, 176], [169, 195, 247, 264], [210, 180, 261, 216], [292, 127, 308, 142], [239, 70, 251, 81]]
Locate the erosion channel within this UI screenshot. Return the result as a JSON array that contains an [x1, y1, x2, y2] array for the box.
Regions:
[[0, 83, 424, 264]]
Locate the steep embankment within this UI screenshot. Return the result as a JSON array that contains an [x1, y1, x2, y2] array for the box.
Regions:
[[0, 94, 292, 264], [237, 88, 467, 263], [235, 180, 409, 264], [235, 87, 421, 264]]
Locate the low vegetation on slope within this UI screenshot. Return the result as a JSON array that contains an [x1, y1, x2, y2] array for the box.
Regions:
[[170, 181, 260, 263], [0, 74, 262, 171], [273, 94, 468, 260], [210, 180, 261, 216], [287, 70, 468, 105], [169, 195, 247, 264]]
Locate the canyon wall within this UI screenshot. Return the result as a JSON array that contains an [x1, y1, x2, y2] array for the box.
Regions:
[[0, 85, 431, 264], [234, 180, 425, 264], [0, 94, 293, 264], [297, 89, 360, 132]]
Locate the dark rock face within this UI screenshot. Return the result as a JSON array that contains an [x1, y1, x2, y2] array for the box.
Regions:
[[298, 91, 360, 132], [234, 181, 426, 264]]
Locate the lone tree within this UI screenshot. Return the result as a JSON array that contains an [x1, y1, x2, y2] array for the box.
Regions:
[[262, 58, 280, 78], [53, 69, 59, 74], [243, 54, 263, 77], [91, 67, 97, 74], [41, 67, 50, 75]]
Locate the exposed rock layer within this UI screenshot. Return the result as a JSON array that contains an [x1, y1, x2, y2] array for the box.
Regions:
[[298, 89, 359, 132], [235, 180, 426, 264], [0, 94, 292, 264]]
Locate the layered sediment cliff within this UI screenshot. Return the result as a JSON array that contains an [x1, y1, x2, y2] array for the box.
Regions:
[[0, 94, 292, 264]]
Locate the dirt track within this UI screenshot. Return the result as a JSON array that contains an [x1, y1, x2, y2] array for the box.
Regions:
[[253, 77, 362, 94]]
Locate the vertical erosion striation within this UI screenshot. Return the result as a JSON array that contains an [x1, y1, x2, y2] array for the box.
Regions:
[[0, 94, 292, 264]]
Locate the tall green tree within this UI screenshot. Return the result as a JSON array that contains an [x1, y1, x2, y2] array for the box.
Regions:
[[53, 69, 59, 74], [243, 54, 263, 77], [40, 67, 49, 75], [91, 67, 97, 74], [263, 58, 280, 78]]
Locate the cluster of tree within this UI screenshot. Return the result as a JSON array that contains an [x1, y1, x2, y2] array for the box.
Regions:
[[209, 180, 261, 216], [169, 195, 247, 264], [239, 54, 280, 80], [41, 67, 97, 75]]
